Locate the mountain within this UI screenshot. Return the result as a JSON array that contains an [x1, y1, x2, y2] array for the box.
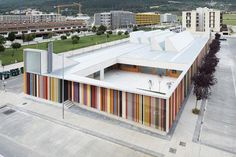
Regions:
[[0, 0, 235, 16]]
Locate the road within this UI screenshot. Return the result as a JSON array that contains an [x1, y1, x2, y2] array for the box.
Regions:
[[200, 38, 236, 154]]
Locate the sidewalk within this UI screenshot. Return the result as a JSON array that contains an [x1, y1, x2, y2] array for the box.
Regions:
[[0, 62, 23, 71], [0, 91, 234, 157]]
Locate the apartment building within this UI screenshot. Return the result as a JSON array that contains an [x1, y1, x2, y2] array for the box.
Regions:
[[0, 13, 66, 24], [94, 11, 135, 29], [136, 12, 160, 26], [182, 7, 223, 32]]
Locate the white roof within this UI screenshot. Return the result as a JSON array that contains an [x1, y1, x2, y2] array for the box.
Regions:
[[41, 30, 209, 98]]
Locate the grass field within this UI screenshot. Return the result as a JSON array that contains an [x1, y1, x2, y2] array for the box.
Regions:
[[223, 14, 236, 25], [0, 34, 128, 66]]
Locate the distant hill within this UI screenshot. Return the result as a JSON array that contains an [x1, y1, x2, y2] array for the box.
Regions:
[[0, 0, 235, 16]]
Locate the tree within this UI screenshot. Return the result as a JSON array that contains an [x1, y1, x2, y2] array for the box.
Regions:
[[215, 33, 221, 40], [71, 35, 80, 41], [66, 33, 70, 37], [11, 42, 21, 57], [0, 35, 6, 45], [209, 39, 220, 53], [77, 29, 81, 33], [192, 72, 216, 114], [61, 35, 67, 40], [72, 38, 79, 48], [92, 26, 97, 32], [133, 25, 138, 31], [124, 31, 129, 35], [8, 32, 16, 42], [220, 24, 228, 32], [0, 44, 5, 52], [97, 25, 107, 34], [47, 32, 53, 38]]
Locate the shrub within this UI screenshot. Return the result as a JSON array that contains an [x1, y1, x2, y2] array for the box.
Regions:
[[8, 32, 16, 42], [0, 44, 5, 52], [0, 35, 6, 44], [124, 31, 129, 35], [61, 35, 67, 40], [96, 31, 103, 35], [192, 108, 200, 115], [118, 31, 123, 35], [106, 30, 112, 35]]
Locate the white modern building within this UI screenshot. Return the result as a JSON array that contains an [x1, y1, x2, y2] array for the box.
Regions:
[[23, 30, 210, 134], [161, 13, 177, 23], [182, 7, 223, 32], [94, 11, 135, 29], [94, 12, 112, 28]]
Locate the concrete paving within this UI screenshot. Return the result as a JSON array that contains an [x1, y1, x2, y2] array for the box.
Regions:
[[0, 105, 152, 157], [0, 75, 23, 93], [200, 38, 236, 154]]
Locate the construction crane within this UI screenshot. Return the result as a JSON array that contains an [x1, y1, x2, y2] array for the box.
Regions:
[[55, 3, 82, 14]]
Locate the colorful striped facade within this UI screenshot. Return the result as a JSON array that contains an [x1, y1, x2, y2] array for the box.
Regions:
[[24, 40, 209, 133], [24, 74, 167, 131]]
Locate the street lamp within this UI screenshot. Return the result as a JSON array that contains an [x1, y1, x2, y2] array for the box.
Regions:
[[61, 53, 65, 119]]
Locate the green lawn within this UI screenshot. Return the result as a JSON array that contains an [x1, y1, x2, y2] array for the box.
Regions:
[[223, 14, 236, 25], [0, 34, 128, 66]]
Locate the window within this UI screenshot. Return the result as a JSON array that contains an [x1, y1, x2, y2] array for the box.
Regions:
[[172, 70, 177, 74]]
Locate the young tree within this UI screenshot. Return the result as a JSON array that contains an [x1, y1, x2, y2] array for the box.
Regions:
[[11, 42, 21, 57], [92, 26, 97, 32], [71, 35, 80, 41], [192, 72, 216, 114], [0, 35, 6, 45], [0, 44, 5, 52], [72, 38, 79, 48], [133, 25, 138, 31], [97, 25, 107, 34], [8, 32, 16, 42], [215, 33, 221, 40]]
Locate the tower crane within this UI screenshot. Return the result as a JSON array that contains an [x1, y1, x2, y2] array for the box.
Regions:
[[55, 3, 82, 14]]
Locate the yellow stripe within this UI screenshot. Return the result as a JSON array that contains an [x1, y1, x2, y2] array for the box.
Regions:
[[107, 89, 110, 113]]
